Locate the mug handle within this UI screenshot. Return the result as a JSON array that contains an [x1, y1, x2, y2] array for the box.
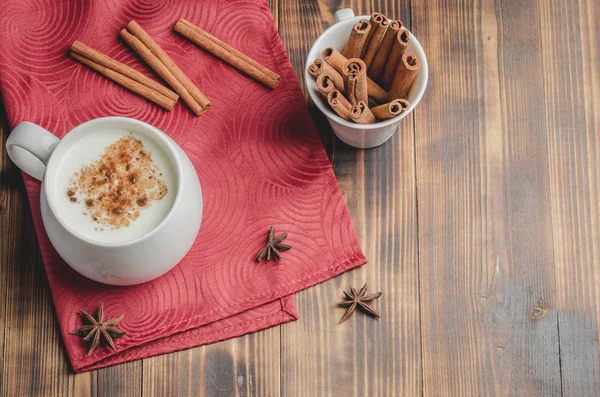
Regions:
[[335, 8, 355, 23], [6, 122, 60, 181]]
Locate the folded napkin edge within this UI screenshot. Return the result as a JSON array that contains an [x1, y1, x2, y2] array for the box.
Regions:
[[66, 251, 366, 368], [71, 300, 297, 372]]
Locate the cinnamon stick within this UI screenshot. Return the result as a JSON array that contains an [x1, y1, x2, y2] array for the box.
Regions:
[[321, 48, 347, 73], [361, 13, 385, 59], [321, 48, 388, 103], [122, 21, 211, 116], [341, 19, 371, 59], [327, 90, 352, 121], [316, 74, 336, 97], [69, 45, 178, 111], [119, 30, 196, 111], [388, 52, 420, 100], [381, 29, 410, 89], [367, 78, 389, 103], [174, 19, 280, 89], [350, 101, 376, 124], [308, 59, 344, 91], [361, 14, 389, 69], [368, 20, 402, 80], [371, 98, 409, 120], [71, 40, 178, 103], [342, 58, 368, 105]]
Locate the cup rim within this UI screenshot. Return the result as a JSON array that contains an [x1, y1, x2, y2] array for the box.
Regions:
[[42, 116, 184, 248], [304, 15, 428, 130]]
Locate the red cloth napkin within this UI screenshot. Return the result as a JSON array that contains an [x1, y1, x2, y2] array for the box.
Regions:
[[0, 0, 366, 372]]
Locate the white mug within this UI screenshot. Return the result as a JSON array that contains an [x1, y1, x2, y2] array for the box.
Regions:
[[6, 117, 203, 286], [305, 8, 428, 149]]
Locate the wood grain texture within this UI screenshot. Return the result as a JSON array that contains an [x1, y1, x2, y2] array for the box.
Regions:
[[0, 109, 78, 396], [278, 1, 420, 397], [412, 0, 564, 394], [0, 107, 7, 397], [141, 327, 280, 396], [539, 0, 600, 395], [279, 115, 421, 397]]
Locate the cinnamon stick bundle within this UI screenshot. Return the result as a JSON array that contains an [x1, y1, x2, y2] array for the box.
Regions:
[[308, 59, 344, 91], [316, 74, 336, 97], [342, 58, 369, 105], [381, 29, 410, 89], [368, 20, 403, 80], [321, 48, 388, 103], [70, 41, 178, 110], [371, 98, 409, 120], [361, 13, 389, 69], [342, 19, 371, 59], [327, 90, 352, 121], [174, 19, 280, 89], [350, 101, 376, 124], [388, 52, 420, 100], [121, 21, 211, 116]]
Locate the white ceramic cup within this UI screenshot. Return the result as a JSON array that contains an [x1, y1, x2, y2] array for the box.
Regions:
[[305, 8, 428, 149], [5, 117, 203, 286]]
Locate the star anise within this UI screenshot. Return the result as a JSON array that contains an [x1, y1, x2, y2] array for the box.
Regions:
[[256, 226, 292, 261], [337, 282, 382, 323], [69, 304, 126, 355]]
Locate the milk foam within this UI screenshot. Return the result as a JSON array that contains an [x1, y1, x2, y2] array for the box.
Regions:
[[52, 129, 177, 244]]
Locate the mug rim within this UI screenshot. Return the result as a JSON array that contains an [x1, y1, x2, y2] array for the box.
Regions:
[[304, 15, 429, 130], [42, 116, 184, 248]]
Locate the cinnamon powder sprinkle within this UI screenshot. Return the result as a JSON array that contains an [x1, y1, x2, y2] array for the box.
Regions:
[[66, 136, 168, 229]]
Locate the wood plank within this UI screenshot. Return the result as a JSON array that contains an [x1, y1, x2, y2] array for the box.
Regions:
[[96, 362, 143, 396], [539, 0, 600, 394], [0, 106, 8, 397], [412, 0, 563, 394], [268, 0, 278, 28], [0, 112, 77, 396], [142, 329, 280, 397], [279, 1, 421, 396]]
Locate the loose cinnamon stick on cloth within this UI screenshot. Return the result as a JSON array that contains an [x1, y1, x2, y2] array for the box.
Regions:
[[174, 19, 280, 89], [72, 41, 178, 103], [350, 101, 376, 124], [327, 90, 352, 120], [368, 20, 403, 80], [381, 29, 410, 89], [322, 48, 388, 103], [308, 59, 344, 91], [371, 98, 409, 120], [316, 73, 336, 97], [69, 42, 178, 111], [119, 30, 196, 112], [388, 52, 420, 100], [121, 21, 211, 116], [361, 14, 389, 69], [342, 58, 368, 105], [341, 19, 371, 59]]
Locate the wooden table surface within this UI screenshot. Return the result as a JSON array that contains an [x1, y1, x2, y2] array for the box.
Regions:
[[1, 0, 599, 396]]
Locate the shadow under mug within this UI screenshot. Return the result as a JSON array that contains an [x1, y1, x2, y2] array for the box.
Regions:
[[304, 8, 429, 149], [6, 117, 203, 286]]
